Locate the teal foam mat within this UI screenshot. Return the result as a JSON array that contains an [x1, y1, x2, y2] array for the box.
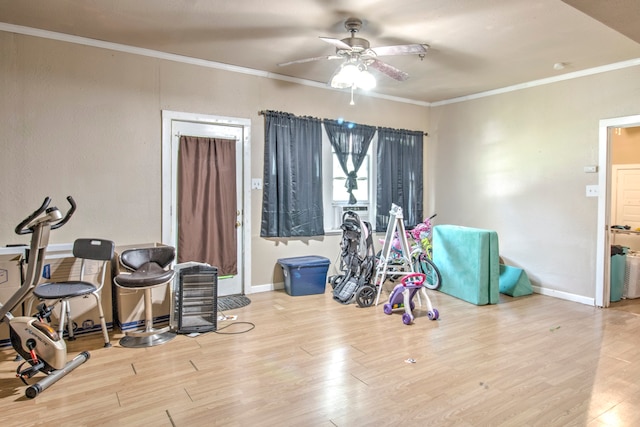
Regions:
[[499, 264, 533, 297], [432, 225, 499, 305]]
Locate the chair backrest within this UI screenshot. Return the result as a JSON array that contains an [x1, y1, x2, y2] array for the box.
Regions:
[[120, 246, 176, 271], [73, 238, 115, 261], [73, 238, 115, 291]]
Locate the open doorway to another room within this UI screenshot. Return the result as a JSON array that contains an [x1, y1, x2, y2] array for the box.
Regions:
[[596, 115, 640, 311], [608, 126, 640, 314]]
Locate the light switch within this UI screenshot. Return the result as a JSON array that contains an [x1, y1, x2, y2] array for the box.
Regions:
[[586, 185, 599, 197]]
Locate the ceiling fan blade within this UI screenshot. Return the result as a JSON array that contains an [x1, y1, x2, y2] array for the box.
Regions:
[[371, 44, 429, 57], [319, 36, 352, 50], [369, 59, 409, 81], [278, 55, 342, 67]]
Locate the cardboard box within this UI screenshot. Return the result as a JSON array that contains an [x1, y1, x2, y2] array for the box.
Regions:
[[112, 243, 172, 331], [0, 251, 24, 348]]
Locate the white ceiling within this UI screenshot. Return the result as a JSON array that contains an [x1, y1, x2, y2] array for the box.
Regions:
[[1, 0, 640, 103]]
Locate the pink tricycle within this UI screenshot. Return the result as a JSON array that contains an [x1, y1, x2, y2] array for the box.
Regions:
[[383, 273, 439, 325]]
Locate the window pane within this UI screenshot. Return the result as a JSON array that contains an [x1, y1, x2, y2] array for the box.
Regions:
[[332, 153, 369, 203]]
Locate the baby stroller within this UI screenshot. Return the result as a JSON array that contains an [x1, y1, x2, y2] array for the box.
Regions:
[[329, 210, 377, 307]]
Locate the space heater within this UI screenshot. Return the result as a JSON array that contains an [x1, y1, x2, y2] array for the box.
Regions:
[[172, 263, 218, 333]]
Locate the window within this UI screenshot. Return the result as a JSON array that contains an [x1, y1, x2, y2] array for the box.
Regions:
[[321, 123, 424, 233], [322, 129, 377, 231], [332, 148, 369, 203], [259, 111, 423, 236]]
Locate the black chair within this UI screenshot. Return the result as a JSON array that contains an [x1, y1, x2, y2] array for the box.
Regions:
[[113, 246, 176, 348], [32, 238, 115, 348]]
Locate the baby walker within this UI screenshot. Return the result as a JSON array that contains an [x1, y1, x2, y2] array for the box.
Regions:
[[383, 272, 439, 325]]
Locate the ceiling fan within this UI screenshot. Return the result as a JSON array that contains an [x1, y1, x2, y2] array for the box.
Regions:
[[278, 17, 429, 86]]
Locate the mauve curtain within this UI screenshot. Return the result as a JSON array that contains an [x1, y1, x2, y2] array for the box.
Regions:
[[376, 127, 424, 231], [323, 119, 376, 204], [261, 111, 324, 237], [178, 135, 237, 275]]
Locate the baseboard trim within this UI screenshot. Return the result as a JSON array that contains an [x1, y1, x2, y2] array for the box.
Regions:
[[532, 285, 595, 306], [250, 282, 597, 306], [249, 282, 284, 294]]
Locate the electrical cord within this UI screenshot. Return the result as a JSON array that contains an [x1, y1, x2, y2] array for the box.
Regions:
[[215, 310, 255, 334], [214, 321, 255, 334]]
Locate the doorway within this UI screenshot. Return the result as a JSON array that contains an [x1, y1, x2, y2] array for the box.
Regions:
[[161, 110, 252, 296], [595, 115, 640, 307]]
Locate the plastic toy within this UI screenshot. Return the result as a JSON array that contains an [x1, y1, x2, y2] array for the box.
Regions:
[[383, 272, 439, 325]]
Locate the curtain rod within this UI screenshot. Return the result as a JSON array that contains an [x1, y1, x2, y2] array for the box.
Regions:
[[258, 110, 428, 136]]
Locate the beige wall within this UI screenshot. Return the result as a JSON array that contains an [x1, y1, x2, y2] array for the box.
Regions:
[[429, 66, 640, 299], [0, 31, 429, 291]]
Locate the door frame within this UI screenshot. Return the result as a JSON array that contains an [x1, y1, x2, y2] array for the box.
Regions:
[[161, 110, 252, 295], [596, 114, 640, 307]]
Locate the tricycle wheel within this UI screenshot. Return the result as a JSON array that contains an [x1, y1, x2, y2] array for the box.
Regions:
[[419, 258, 442, 290]]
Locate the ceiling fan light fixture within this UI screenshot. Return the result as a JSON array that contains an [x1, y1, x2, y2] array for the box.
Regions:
[[330, 63, 360, 88], [330, 62, 377, 91], [330, 74, 351, 89], [355, 69, 376, 90], [282, 16, 424, 97]]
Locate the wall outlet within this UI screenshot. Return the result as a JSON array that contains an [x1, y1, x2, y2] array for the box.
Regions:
[[251, 178, 262, 190], [586, 185, 599, 197]]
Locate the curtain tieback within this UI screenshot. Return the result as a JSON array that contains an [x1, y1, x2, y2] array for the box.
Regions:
[[345, 171, 358, 192], [346, 171, 358, 205]]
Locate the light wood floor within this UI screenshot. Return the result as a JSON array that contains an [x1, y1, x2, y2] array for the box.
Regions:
[[2, 287, 640, 427]]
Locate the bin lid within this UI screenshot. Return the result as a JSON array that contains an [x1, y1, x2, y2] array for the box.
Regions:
[[611, 245, 628, 256], [277, 256, 330, 268]]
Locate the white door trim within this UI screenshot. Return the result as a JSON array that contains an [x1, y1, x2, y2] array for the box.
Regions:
[[161, 110, 252, 295], [596, 114, 640, 307]]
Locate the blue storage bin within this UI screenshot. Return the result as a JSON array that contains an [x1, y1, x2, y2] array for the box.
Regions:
[[278, 256, 330, 296]]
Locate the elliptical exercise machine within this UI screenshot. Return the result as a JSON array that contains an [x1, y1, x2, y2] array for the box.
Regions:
[[0, 196, 90, 399]]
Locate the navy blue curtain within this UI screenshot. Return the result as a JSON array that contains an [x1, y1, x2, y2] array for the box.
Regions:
[[261, 111, 324, 237], [376, 127, 424, 231], [323, 120, 376, 204]]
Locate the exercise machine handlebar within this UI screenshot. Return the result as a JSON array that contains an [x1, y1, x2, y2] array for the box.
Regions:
[[51, 196, 77, 231], [14, 196, 76, 235]]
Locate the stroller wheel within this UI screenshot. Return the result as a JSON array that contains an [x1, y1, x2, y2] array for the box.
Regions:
[[383, 303, 393, 315], [329, 275, 344, 290], [355, 285, 376, 308], [428, 309, 439, 321]]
